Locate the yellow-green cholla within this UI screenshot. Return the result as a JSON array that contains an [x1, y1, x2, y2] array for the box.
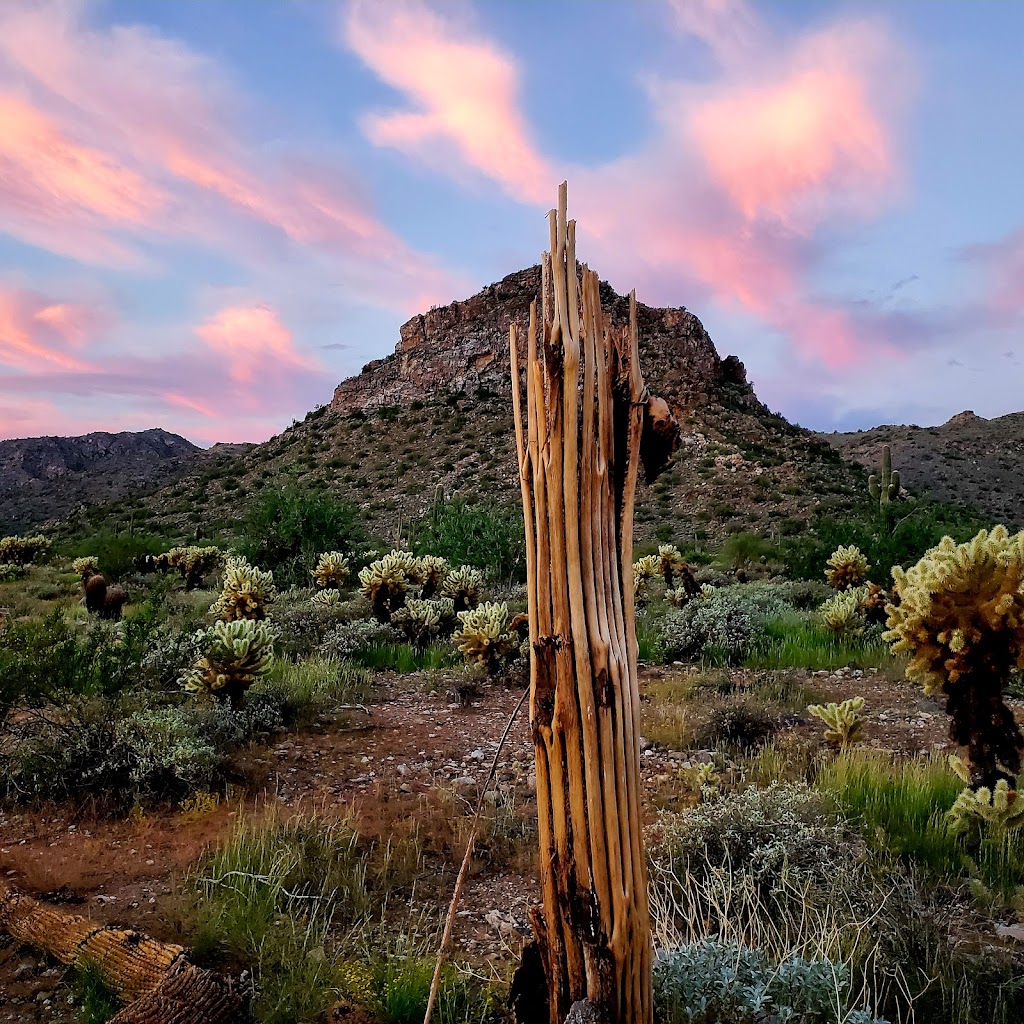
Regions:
[[441, 565, 484, 612], [452, 601, 517, 675], [209, 555, 276, 621], [311, 550, 350, 590], [182, 618, 275, 704], [824, 545, 870, 590]]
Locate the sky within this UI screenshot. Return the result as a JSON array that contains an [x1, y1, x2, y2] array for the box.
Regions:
[[0, 0, 1022, 447]]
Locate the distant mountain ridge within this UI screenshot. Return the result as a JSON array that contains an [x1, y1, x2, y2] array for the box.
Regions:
[[824, 410, 1024, 529], [0, 429, 241, 534], [70, 266, 861, 545]]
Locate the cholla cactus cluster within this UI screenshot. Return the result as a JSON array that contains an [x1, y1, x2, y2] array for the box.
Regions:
[[885, 526, 1024, 790], [311, 551, 350, 590], [392, 597, 456, 649], [819, 589, 866, 638], [948, 778, 1024, 835], [453, 601, 518, 676], [311, 588, 342, 609], [860, 581, 889, 625], [0, 534, 50, 566], [825, 545, 870, 590], [359, 549, 419, 621], [209, 555, 276, 622], [72, 556, 100, 581], [157, 546, 223, 589], [417, 555, 450, 598], [807, 697, 865, 748], [0, 563, 20, 582], [181, 618, 275, 704], [633, 555, 659, 600], [442, 565, 484, 611]]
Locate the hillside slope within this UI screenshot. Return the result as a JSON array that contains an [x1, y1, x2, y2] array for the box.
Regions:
[[824, 410, 1024, 530], [0, 429, 241, 535], [104, 267, 861, 547]]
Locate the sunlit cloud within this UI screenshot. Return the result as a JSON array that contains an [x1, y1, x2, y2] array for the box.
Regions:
[[0, 286, 102, 371]]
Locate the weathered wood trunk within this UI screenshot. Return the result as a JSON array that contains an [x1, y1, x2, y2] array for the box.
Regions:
[[510, 183, 674, 1024]]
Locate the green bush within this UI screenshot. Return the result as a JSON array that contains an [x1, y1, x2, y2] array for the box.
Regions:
[[67, 529, 172, 581], [238, 485, 365, 588], [412, 497, 525, 582]]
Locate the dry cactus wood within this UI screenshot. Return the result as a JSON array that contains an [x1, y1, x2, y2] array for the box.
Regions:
[[0, 879, 243, 1023], [510, 182, 678, 1024]]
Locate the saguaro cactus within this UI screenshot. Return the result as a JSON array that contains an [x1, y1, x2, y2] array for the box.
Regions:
[[510, 183, 677, 1024], [868, 445, 900, 507]]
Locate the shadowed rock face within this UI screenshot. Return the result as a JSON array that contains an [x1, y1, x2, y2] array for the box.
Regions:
[[331, 266, 751, 419], [0, 429, 232, 533]]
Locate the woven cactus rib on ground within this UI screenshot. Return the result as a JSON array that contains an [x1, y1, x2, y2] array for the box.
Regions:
[[885, 526, 1024, 790], [210, 556, 276, 622], [311, 550, 350, 590], [824, 545, 870, 590], [0, 879, 243, 1023], [807, 697, 865, 748]]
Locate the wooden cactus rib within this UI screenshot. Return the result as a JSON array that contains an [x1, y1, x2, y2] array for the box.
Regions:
[[510, 181, 654, 1024], [0, 879, 242, 1024]]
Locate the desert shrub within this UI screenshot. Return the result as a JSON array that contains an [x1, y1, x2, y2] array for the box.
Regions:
[[694, 700, 777, 750], [0, 604, 162, 712], [662, 599, 754, 664], [238, 485, 365, 588], [319, 618, 402, 660], [0, 562, 22, 582], [257, 657, 373, 727], [718, 532, 777, 570], [411, 496, 525, 582], [654, 939, 886, 1024], [68, 530, 170, 581]]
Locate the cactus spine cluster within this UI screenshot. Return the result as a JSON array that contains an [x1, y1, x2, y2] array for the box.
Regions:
[[0, 534, 50, 566], [311, 551, 350, 590], [181, 618, 275, 704], [452, 601, 518, 675], [885, 526, 1024, 790], [156, 546, 223, 589], [825, 545, 871, 590], [868, 445, 900, 507], [209, 555, 276, 622], [807, 697, 865, 748]]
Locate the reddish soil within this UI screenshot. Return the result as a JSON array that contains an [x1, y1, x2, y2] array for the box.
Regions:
[[0, 665, 967, 1021]]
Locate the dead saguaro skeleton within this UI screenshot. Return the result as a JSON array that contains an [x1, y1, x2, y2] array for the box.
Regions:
[[510, 183, 678, 1024], [0, 879, 243, 1024]]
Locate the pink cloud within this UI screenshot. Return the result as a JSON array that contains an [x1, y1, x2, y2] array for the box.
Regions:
[[962, 227, 1024, 322], [344, 0, 553, 204], [0, 286, 102, 371], [344, 0, 911, 370], [0, 1, 461, 312], [195, 304, 318, 383]]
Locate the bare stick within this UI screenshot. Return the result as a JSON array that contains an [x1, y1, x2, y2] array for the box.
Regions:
[[422, 686, 530, 1024]]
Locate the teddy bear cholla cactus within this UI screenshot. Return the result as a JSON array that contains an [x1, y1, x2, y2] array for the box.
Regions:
[[884, 526, 1024, 791], [632, 555, 659, 599], [359, 549, 419, 621], [819, 588, 866, 638], [209, 556, 276, 622], [416, 555, 450, 598], [441, 565, 483, 612], [392, 597, 455, 649], [71, 556, 100, 581], [311, 551, 350, 590], [0, 534, 50, 566], [182, 618, 275, 705], [157, 546, 223, 589], [825, 545, 871, 590], [311, 588, 342, 609], [807, 697, 865, 748], [453, 601, 518, 675]]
